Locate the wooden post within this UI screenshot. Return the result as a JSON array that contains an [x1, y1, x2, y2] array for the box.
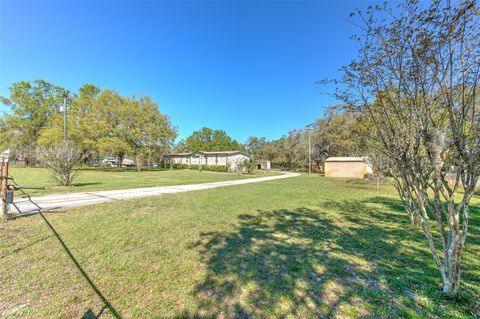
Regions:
[[1, 151, 11, 220]]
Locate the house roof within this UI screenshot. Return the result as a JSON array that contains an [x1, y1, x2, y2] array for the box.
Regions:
[[166, 152, 191, 156], [325, 157, 369, 162], [199, 151, 243, 155], [166, 151, 249, 157]]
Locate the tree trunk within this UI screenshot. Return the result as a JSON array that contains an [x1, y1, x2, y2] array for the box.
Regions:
[[117, 154, 124, 169], [135, 154, 143, 172], [408, 212, 418, 225], [444, 244, 461, 297]]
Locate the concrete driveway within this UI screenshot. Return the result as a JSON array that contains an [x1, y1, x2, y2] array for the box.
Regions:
[[10, 172, 300, 216]]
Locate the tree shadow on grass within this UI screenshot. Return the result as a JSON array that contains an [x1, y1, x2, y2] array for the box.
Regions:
[[177, 202, 478, 318], [366, 195, 480, 236], [72, 182, 102, 187], [323, 198, 480, 317]]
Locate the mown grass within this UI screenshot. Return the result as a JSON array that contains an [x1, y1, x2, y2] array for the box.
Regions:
[[0, 175, 478, 318], [8, 167, 277, 195]]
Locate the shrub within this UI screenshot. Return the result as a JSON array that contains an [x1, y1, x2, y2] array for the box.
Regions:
[[171, 163, 188, 169], [215, 165, 227, 172], [38, 141, 82, 186], [244, 159, 256, 174]]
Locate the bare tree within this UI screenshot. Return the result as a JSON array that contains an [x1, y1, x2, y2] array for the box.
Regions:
[[39, 142, 82, 186], [332, 0, 480, 297]]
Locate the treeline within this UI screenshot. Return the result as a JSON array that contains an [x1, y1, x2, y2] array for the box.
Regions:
[[163, 109, 366, 171], [242, 108, 368, 170], [0, 79, 367, 171], [0, 80, 177, 166]]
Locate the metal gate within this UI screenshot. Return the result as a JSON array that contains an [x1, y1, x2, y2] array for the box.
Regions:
[[1, 150, 44, 220]]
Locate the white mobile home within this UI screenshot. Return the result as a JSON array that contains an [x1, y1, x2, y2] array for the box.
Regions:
[[164, 151, 250, 172]]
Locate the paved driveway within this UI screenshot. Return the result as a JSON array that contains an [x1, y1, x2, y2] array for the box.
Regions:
[[10, 172, 300, 216]]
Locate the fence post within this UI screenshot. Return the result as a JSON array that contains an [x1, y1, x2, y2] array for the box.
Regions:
[[1, 150, 11, 220]]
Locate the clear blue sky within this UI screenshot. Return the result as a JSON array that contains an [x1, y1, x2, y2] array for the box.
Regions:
[[0, 0, 379, 142]]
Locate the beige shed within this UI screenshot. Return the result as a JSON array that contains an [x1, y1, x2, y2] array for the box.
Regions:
[[324, 157, 373, 179]]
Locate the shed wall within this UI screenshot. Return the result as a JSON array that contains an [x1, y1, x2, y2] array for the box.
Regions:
[[325, 161, 370, 178]]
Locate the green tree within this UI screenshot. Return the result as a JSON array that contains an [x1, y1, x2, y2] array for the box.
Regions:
[[311, 108, 367, 168], [280, 130, 305, 168], [2, 81, 177, 169], [243, 158, 256, 174], [179, 127, 239, 152], [256, 140, 279, 162], [0, 80, 64, 163], [38, 84, 105, 161], [130, 96, 177, 171], [243, 136, 267, 159]]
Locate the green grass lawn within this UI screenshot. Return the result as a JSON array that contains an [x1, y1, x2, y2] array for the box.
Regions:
[[1, 175, 479, 318], [8, 167, 278, 195]]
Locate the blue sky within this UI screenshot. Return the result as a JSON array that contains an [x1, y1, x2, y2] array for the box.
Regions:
[[0, 0, 379, 142]]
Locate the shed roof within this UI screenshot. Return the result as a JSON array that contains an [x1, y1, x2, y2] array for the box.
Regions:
[[325, 157, 369, 162]]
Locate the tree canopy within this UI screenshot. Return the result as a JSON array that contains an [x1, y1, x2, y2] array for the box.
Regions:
[[0, 80, 64, 157], [176, 127, 240, 152], [1, 81, 177, 166]]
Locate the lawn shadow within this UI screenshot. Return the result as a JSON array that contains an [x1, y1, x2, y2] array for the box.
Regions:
[[80, 306, 107, 319], [72, 182, 102, 187], [177, 199, 479, 318], [176, 208, 340, 318]]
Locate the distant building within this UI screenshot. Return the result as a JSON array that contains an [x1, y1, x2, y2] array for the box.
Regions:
[[255, 160, 271, 170], [164, 151, 250, 172], [324, 157, 373, 179], [100, 157, 135, 168], [12, 154, 29, 166]]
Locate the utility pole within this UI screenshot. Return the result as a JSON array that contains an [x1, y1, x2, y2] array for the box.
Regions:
[[62, 90, 69, 142], [305, 123, 314, 175]]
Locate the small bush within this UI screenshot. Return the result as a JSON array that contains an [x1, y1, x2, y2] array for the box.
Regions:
[[159, 162, 168, 169], [215, 165, 227, 172], [244, 159, 256, 174], [205, 165, 223, 172], [172, 164, 188, 169], [38, 142, 82, 186]]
